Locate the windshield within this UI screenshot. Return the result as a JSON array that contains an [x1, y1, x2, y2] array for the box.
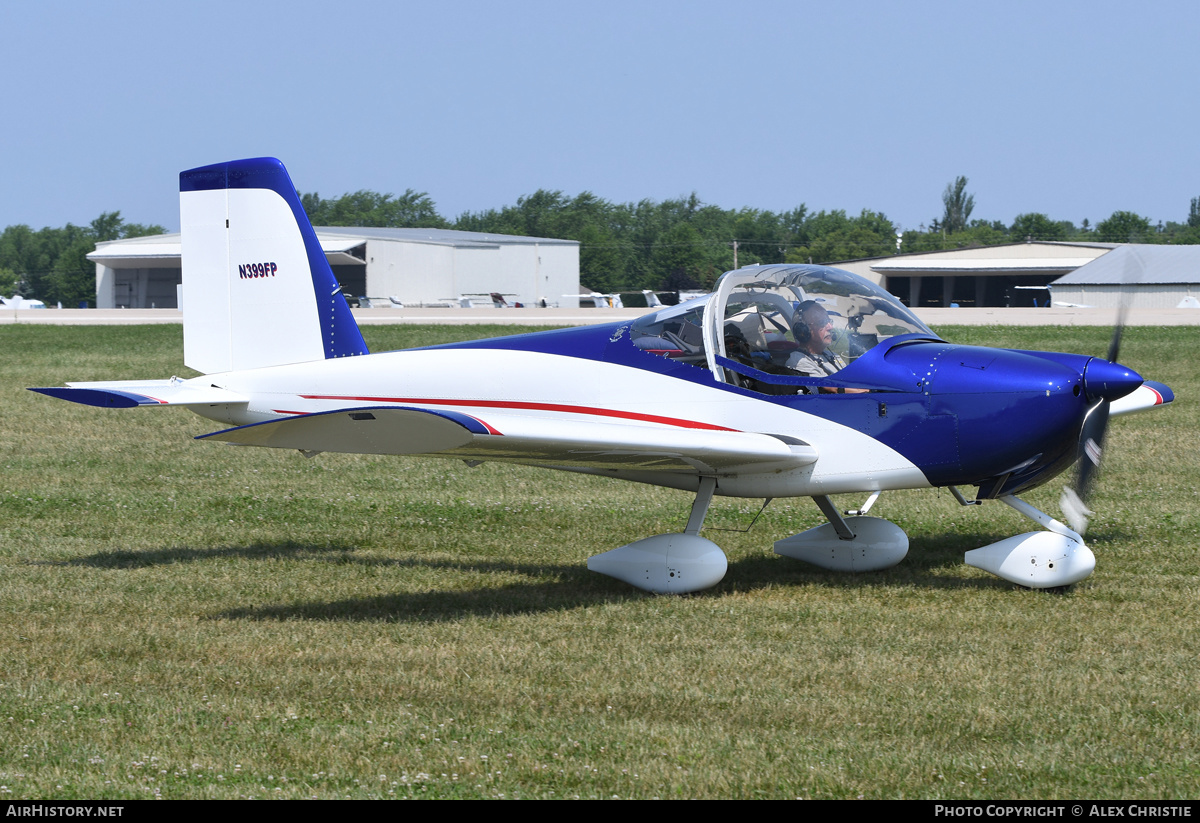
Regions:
[[628, 295, 712, 370], [630, 264, 934, 391], [704, 265, 933, 386]]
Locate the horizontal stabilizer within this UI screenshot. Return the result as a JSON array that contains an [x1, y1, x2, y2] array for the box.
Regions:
[[198, 406, 491, 454], [1109, 381, 1174, 417], [30, 379, 248, 408]]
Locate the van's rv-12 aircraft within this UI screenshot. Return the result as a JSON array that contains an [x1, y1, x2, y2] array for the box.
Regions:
[[33, 158, 1174, 594]]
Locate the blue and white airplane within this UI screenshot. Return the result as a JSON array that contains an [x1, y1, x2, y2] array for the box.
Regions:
[[32, 158, 1174, 593]]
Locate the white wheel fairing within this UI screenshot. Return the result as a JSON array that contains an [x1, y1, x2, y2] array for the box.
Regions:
[[965, 532, 1096, 588], [587, 534, 728, 594], [774, 517, 909, 572]]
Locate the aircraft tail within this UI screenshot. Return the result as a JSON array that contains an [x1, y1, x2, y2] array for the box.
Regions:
[[179, 158, 369, 374]]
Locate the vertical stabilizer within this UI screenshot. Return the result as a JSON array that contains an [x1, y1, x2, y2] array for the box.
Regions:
[[179, 158, 368, 374]]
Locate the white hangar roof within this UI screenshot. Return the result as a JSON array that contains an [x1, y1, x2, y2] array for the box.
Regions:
[[867, 241, 1115, 275], [314, 227, 577, 249], [1053, 244, 1200, 285], [88, 233, 182, 266]]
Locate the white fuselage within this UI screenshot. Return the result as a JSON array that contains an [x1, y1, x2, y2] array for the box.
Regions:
[[191, 347, 929, 499]]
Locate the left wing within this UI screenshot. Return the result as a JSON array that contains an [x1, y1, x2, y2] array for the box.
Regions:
[[198, 406, 818, 476]]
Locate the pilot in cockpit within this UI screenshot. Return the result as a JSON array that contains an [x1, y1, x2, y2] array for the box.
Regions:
[[786, 301, 869, 394], [786, 301, 847, 377]]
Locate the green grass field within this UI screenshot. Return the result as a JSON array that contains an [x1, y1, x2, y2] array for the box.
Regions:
[[0, 323, 1196, 799]]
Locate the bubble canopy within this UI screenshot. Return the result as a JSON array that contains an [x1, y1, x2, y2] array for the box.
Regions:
[[630, 264, 937, 390]]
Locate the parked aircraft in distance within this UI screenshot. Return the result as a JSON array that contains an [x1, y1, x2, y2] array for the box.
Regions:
[[2, 296, 47, 309], [32, 158, 1174, 593], [569, 290, 697, 309], [569, 291, 627, 308]]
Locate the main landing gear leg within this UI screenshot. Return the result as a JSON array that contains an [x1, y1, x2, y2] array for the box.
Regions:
[[586, 476, 729, 594], [774, 494, 909, 572], [964, 495, 1095, 588], [684, 476, 717, 535]]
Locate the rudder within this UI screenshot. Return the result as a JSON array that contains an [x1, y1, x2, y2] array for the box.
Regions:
[[179, 157, 368, 374]]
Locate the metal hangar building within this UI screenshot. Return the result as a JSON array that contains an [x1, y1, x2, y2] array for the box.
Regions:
[[87, 228, 581, 309], [834, 241, 1200, 309], [1049, 244, 1200, 308]]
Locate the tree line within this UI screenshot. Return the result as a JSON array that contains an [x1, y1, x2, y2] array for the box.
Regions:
[[303, 176, 1200, 293], [4, 177, 1199, 305], [0, 213, 164, 307]]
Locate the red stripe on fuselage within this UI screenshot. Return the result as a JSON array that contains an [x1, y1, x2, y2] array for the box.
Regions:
[[297, 395, 738, 432]]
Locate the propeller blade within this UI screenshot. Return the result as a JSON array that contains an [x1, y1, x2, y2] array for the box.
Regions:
[[1106, 301, 1127, 364], [1106, 246, 1138, 363], [1076, 398, 1109, 501], [1062, 397, 1109, 535], [1060, 485, 1093, 536], [1061, 246, 1140, 535]]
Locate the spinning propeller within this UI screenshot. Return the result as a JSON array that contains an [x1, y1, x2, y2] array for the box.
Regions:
[[1060, 251, 1143, 535]]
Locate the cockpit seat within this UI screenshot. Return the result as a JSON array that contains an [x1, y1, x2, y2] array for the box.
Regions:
[[726, 313, 771, 352]]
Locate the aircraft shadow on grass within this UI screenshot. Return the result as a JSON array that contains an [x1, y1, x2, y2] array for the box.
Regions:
[[42, 523, 1104, 624], [48, 540, 360, 569], [200, 532, 1031, 624]]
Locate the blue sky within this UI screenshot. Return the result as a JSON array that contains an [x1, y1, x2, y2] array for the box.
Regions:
[[3, 0, 1197, 234]]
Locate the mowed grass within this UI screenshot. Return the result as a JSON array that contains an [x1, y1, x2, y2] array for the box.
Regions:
[[0, 322, 1196, 799]]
